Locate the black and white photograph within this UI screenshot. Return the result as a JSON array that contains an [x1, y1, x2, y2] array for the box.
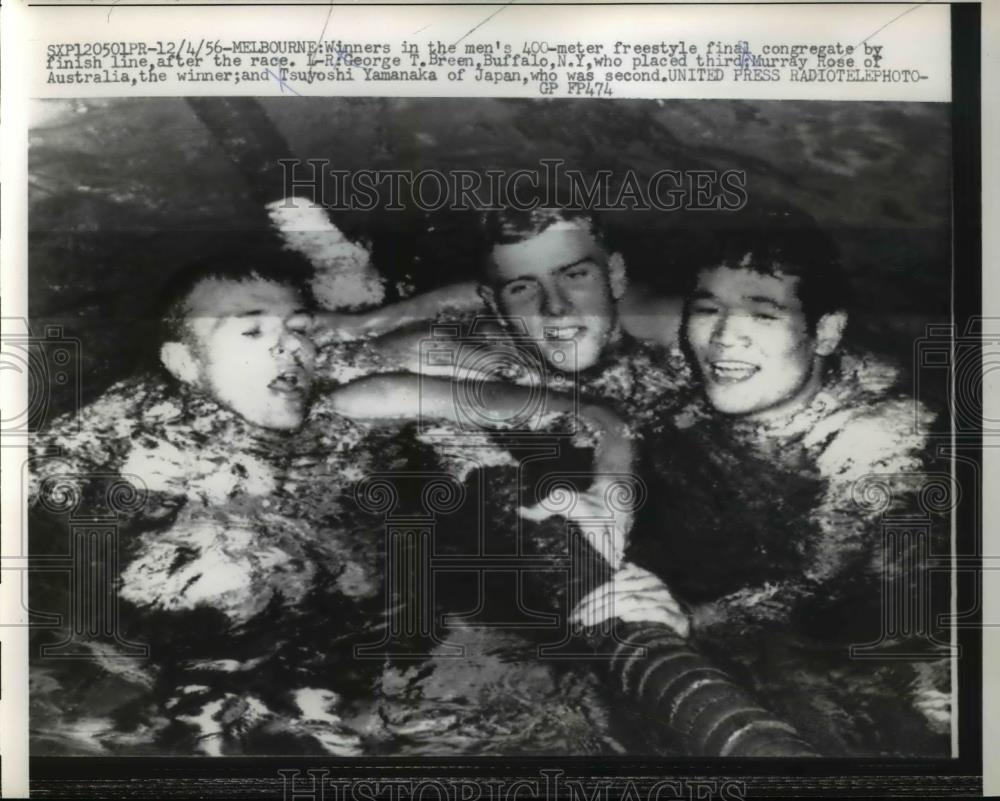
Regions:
[[1, 1, 989, 797], [24, 93, 961, 755]]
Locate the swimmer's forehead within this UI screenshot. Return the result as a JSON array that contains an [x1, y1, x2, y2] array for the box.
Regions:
[[692, 264, 803, 311], [488, 227, 607, 283], [183, 277, 308, 321]]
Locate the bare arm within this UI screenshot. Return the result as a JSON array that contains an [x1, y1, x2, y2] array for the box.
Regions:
[[315, 280, 682, 348], [330, 373, 637, 567], [316, 321, 515, 383], [314, 283, 482, 342], [329, 372, 631, 474]]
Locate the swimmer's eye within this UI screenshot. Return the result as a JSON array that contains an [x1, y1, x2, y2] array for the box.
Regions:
[[752, 312, 779, 321], [562, 264, 593, 280], [689, 303, 720, 316], [504, 281, 536, 298], [242, 326, 263, 338], [286, 314, 314, 333]]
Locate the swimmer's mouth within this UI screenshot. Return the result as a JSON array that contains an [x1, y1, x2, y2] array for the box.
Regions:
[[543, 325, 585, 341], [268, 371, 308, 395], [709, 360, 759, 383]]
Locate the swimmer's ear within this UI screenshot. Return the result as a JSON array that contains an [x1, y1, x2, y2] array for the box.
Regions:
[[608, 253, 627, 301], [814, 311, 847, 356], [160, 341, 201, 385], [477, 283, 499, 314]]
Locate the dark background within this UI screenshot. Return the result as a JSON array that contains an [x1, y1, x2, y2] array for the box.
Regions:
[[29, 97, 952, 419]]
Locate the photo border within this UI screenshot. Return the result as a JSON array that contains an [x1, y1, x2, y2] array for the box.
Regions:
[[11, 2, 985, 797]]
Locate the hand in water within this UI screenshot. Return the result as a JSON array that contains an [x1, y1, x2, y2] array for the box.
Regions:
[[518, 476, 635, 570], [569, 563, 690, 637], [518, 402, 638, 569]]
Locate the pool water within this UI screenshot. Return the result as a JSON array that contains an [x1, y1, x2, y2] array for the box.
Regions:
[[29, 417, 663, 756]]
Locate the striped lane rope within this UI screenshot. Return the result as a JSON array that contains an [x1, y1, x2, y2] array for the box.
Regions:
[[593, 623, 819, 757]]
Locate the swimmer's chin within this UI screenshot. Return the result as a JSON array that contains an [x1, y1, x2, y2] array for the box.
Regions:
[[237, 403, 310, 433]]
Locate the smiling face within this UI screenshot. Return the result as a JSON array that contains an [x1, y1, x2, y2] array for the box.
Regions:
[[484, 226, 625, 373], [163, 277, 317, 430], [685, 265, 842, 421]]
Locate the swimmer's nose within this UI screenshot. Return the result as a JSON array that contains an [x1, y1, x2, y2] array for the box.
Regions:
[[710, 311, 749, 347], [542, 284, 570, 316], [271, 330, 305, 356]]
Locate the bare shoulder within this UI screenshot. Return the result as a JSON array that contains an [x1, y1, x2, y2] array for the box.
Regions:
[[813, 394, 936, 486]]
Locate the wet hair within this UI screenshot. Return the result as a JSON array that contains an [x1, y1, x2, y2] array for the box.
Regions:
[[477, 201, 608, 283], [481, 206, 599, 246], [682, 204, 851, 329], [159, 238, 316, 344]]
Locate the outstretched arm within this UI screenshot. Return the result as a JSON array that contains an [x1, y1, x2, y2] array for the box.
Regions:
[[330, 372, 630, 470], [314, 281, 682, 349], [315, 318, 507, 382], [330, 373, 636, 567], [314, 283, 482, 342]]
